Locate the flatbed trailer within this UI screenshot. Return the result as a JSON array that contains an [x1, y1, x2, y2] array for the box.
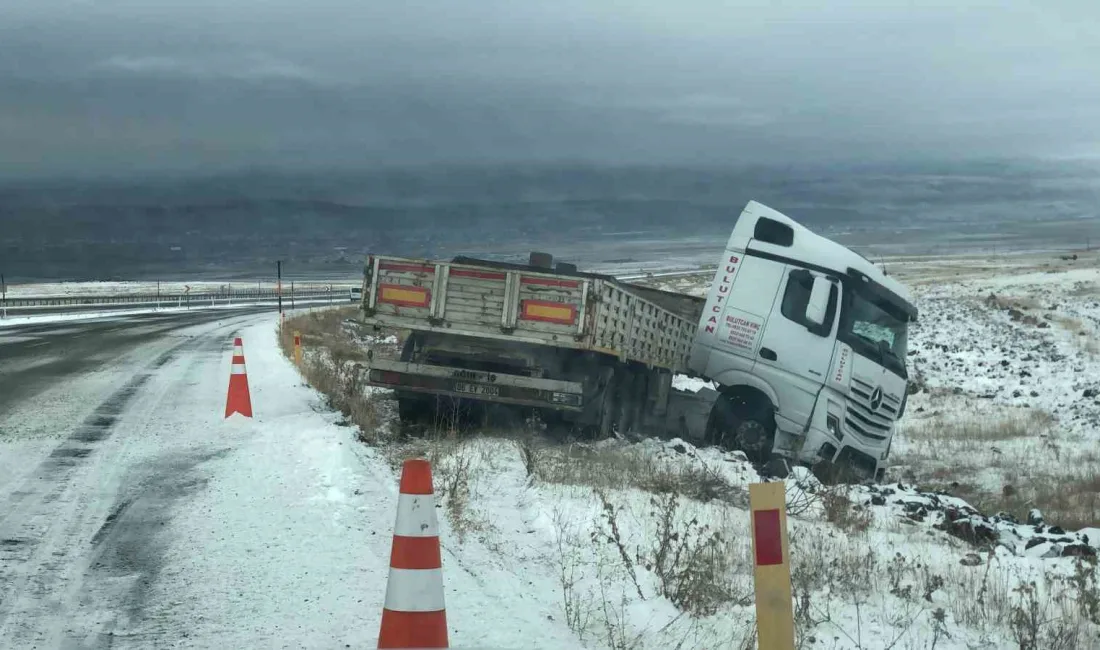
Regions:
[[359, 253, 705, 435]]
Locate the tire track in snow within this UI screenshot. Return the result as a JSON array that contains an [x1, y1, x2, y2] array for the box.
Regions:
[[0, 331, 227, 647]]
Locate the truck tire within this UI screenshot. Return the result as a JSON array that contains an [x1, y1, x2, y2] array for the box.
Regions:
[[705, 393, 776, 462], [594, 367, 619, 438], [397, 394, 429, 425], [400, 334, 419, 362], [616, 369, 645, 437]]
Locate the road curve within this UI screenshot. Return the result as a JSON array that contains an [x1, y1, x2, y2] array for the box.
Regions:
[[0, 309, 274, 647]]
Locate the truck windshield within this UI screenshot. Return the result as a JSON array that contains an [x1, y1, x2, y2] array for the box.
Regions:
[[839, 288, 909, 378]]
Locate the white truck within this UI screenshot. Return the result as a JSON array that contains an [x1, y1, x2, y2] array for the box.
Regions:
[[358, 201, 917, 481], [690, 201, 917, 481]]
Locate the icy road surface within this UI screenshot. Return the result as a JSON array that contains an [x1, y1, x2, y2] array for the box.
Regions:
[[0, 311, 583, 649]]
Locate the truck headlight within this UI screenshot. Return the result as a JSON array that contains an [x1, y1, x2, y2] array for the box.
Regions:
[[826, 414, 843, 441]]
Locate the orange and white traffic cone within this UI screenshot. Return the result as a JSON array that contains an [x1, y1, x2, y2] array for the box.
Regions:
[[378, 459, 448, 649], [224, 337, 253, 418]]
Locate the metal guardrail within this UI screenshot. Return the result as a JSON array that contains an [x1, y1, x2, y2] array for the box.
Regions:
[[1, 285, 354, 308], [0, 285, 359, 316]]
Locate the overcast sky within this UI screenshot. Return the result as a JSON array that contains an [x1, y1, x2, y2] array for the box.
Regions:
[[2, 0, 1098, 177]]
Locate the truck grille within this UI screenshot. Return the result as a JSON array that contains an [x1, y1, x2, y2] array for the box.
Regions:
[[845, 378, 900, 442]]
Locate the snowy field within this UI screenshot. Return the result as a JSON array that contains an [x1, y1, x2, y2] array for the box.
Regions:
[[281, 247, 1100, 649], [888, 251, 1100, 529], [3, 249, 1099, 648], [650, 249, 1100, 530]]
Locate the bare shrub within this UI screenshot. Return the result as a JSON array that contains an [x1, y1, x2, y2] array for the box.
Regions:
[[1010, 581, 1084, 650], [552, 507, 592, 639], [1071, 557, 1100, 626], [595, 491, 644, 599], [639, 494, 750, 617], [818, 486, 873, 535], [790, 529, 879, 605], [433, 442, 476, 541], [595, 558, 644, 650], [517, 436, 540, 479]]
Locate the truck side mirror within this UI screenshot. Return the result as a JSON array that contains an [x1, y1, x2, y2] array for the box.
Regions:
[[805, 276, 832, 329]]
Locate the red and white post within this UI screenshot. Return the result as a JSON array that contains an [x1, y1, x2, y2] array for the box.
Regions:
[[749, 481, 795, 650]]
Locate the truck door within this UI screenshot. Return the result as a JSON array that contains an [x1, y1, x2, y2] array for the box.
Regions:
[[696, 252, 785, 376], [752, 266, 839, 431]]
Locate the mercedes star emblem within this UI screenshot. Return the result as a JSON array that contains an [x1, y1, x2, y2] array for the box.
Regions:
[[870, 387, 884, 411]]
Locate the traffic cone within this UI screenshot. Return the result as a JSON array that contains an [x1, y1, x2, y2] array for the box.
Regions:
[[225, 337, 253, 418], [378, 459, 448, 649]]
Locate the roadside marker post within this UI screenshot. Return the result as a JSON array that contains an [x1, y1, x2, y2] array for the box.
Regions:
[[293, 331, 302, 366], [749, 481, 795, 650]]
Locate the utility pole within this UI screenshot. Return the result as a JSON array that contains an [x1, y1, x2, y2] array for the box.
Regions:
[[277, 260, 283, 316]]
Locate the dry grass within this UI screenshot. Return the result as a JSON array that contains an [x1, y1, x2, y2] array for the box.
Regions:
[[818, 485, 874, 535], [906, 466, 1100, 531], [1069, 282, 1100, 298], [985, 293, 1042, 311], [893, 404, 1100, 529], [789, 525, 1100, 648], [529, 442, 741, 504], [279, 308, 390, 443], [1086, 338, 1100, 360], [1055, 315, 1086, 335], [901, 410, 1053, 446]]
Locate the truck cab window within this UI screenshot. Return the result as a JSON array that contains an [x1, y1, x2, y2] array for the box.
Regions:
[[781, 269, 837, 336], [754, 217, 794, 246]]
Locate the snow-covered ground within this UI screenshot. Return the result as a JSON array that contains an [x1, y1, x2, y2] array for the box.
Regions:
[[286, 247, 1100, 649], [4, 248, 1100, 649], [889, 251, 1100, 530]]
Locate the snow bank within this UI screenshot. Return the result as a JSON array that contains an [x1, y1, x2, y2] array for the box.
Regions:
[[671, 374, 715, 393], [149, 318, 585, 649]]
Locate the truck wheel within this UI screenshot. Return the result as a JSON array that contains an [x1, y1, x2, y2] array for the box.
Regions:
[[598, 384, 619, 438], [616, 370, 645, 437], [705, 394, 776, 462], [400, 334, 419, 362], [397, 394, 429, 425], [596, 368, 619, 438]]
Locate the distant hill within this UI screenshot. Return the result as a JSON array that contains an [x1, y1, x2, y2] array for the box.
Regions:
[[1, 161, 1096, 281]]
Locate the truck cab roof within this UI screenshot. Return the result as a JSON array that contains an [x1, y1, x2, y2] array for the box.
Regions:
[[736, 201, 918, 321]]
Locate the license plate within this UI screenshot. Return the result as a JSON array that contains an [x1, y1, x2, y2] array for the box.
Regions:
[[452, 381, 500, 397]]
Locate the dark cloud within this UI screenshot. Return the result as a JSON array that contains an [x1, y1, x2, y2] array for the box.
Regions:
[[1, 1, 1099, 177]]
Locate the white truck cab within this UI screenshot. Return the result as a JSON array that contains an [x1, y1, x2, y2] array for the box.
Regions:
[[690, 201, 917, 481]]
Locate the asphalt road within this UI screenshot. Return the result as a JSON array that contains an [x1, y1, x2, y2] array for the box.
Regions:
[[0, 308, 273, 647], [0, 309, 276, 419]]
